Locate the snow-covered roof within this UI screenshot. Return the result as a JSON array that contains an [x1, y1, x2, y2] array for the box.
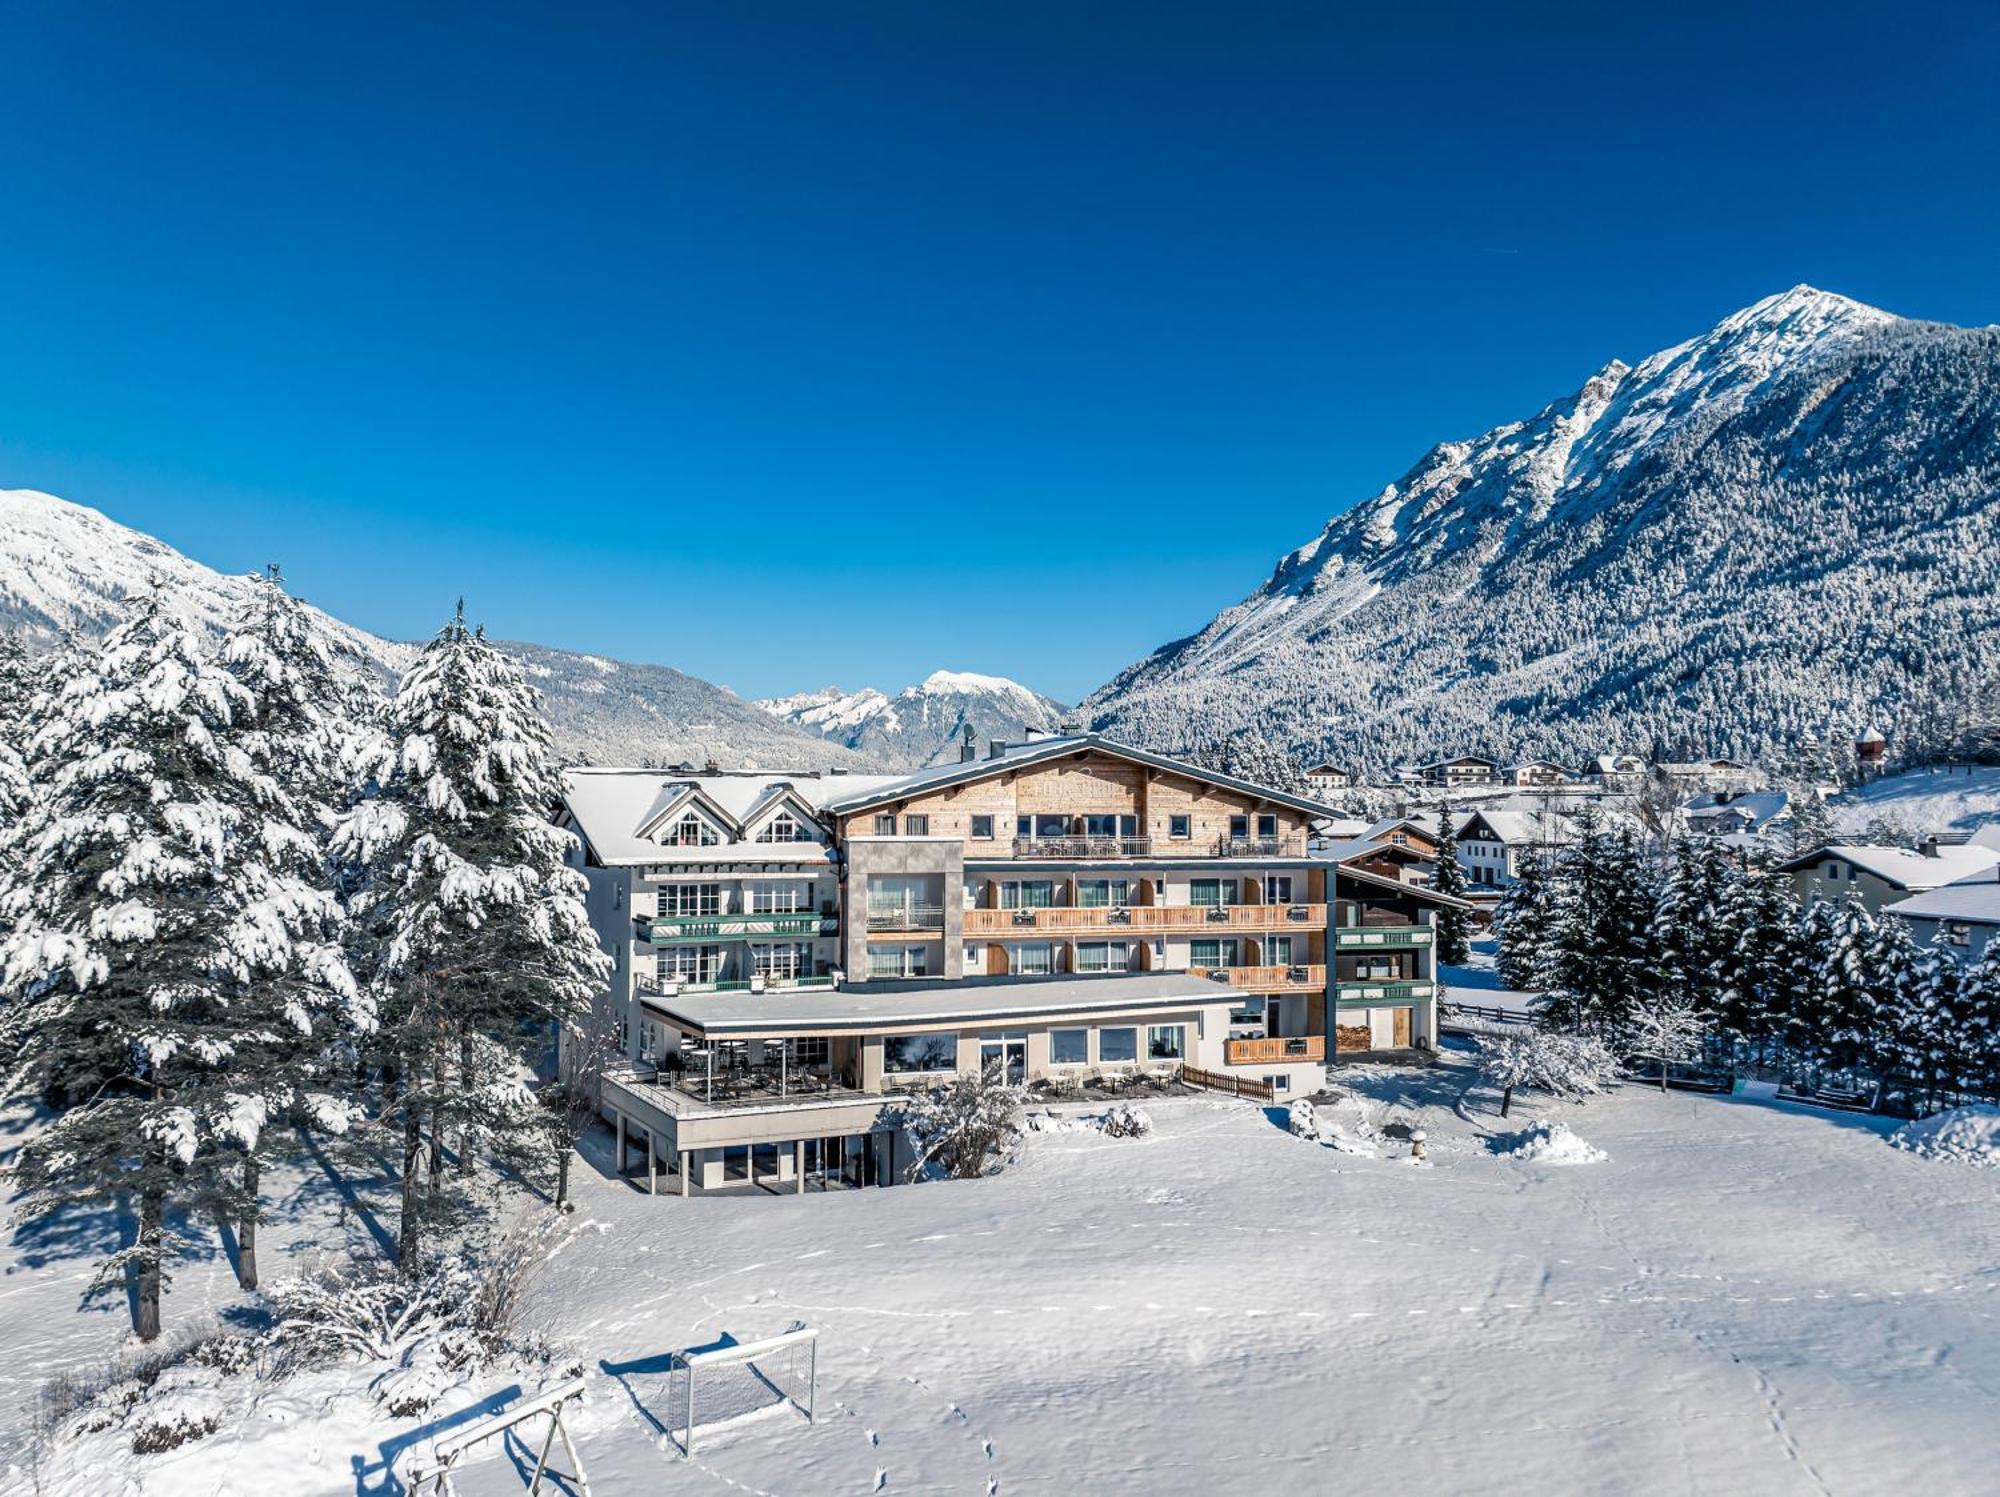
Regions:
[[1882, 867, 2000, 927], [1682, 790, 1791, 830], [643, 972, 1239, 1036], [1780, 843, 2000, 892], [1593, 754, 1645, 774], [1454, 810, 1580, 846], [562, 766, 907, 866], [1357, 817, 1439, 845], [816, 733, 1343, 820]]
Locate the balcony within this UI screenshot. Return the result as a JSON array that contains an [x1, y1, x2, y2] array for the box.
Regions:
[[963, 903, 1327, 936], [1010, 836, 1153, 859], [1215, 836, 1307, 858], [1223, 1034, 1326, 1066], [1189, 964, 1328, 992], [1335, 979, 1437, 1004], [1334, 925, 1433, 951], [865, 905, 946, 932], [638, 974, 837, 997], [636, 912, 835, 944]]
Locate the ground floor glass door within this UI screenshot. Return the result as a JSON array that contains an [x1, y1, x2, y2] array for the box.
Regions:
[[979, 1031, 1027, 1084]]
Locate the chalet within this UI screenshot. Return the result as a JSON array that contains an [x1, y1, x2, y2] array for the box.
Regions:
[[1589, 753, 1647, 784], [1779, 838, 2000, 917], [1411, 755, 1502, 788], [1304, 763, 1353, 795], [1884, 866, 2000, 964], [1681, 790, 1792, 841], [1452, 809, 1578, 889], [1506, 761, 1575, 788], [559, 734, 1471, 1196], [1660, 758, 1766, 794]]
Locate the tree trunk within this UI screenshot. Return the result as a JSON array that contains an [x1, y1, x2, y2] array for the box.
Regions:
[[236, 1154, 260, 1291], [458, 1029, 478, 1175], [398, 1099, 424, 1272], [555, 1141, 571, 1210], [1500, 1085, 1513, 1118], [136, 1179, 164, 1342]]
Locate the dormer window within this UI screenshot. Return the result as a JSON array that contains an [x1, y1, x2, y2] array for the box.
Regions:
[[663, 811, 720, 847], [756, 810, 812, 844]]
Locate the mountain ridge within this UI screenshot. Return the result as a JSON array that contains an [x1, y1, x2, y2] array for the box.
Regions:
[[757, 671, 1069, 768]]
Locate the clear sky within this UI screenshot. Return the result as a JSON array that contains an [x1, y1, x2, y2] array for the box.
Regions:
[[2, 2, 1995, 703]]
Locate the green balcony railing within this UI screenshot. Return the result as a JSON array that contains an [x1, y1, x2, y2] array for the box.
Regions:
[[636, 912, 832, 944], [1334, 979, 1436, 1005], [1334, 925, 1433, 951]]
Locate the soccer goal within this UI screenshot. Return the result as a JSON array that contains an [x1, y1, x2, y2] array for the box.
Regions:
[[668, 1324, 819, 1457]]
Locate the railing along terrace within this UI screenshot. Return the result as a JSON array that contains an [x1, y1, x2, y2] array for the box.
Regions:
[[1215, 836, 1307, 858], [865, 905, 946, 931], [1009, 836, 1153, 859]]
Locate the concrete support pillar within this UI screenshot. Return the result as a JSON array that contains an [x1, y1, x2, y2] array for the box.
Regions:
[[795, 1139, 805, 1195], [680, 1148, 693, 1197], [614, 1111, 626, 1181], [646, 1128, 657, 1195]]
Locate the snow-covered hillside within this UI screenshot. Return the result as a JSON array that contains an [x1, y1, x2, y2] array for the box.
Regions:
[[759, 669, 1069, 767], [1085, 287, 2000, 775], [1831, 765, 2000, 840], [0, 489, 871, 770]]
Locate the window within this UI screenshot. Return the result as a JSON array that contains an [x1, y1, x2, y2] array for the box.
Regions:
[[963, 944, 980, 967], [755, 810, 812, 844], [971, 814, 995, 839], [883, 1032, 958, 1073], [1263, 875, 1293, 904], [1050, 1028, 1088, 1065], [1229, 814, 1249, 839], [1192, 937, 1240, 968], [1075, 941, 1129, 973], [1257, 814, 1278, 838], [904, 814, 930, 836], [1010, 941, 1053, 975], [874, 814, 897, 836], [659, 883, 720, 916], [1266, 1073, 1291, 1094], [1085, 813, 1117, 838], [750, 883, 809, 913], [1098, 1027, 1138, 1064], [1169, 814, 1191, 840], [1035, 814, 1067, 839], [1942, 922, 1971, 948], [664, 811, 719, 847], [1000, 880, 1055, 909], [751, 943, 812, 981], [658, 945, 723, 984], [867, 945, 932, 979], [1191, 878, 1231, 908], [1147, 1025, 1184, 1061], [1076, 879, 1130, 908], [1265, 935, 1293, 966]]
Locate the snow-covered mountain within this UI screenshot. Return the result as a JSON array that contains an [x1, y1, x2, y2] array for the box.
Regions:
[[759, 670, 1070, 768], [0, 489, 874, 770], [1085, 287, 2000, 776]]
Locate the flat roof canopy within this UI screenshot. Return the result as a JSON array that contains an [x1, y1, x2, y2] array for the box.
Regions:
[[641, 972, 1241, 1039]]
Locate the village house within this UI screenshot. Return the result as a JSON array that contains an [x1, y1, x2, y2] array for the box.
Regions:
[[1506, 760, 1576, 788], [1883, 865, 2000, 965], [558, 735, 1470, 1196], [1409, 754, 1502, 789], [1303, 762, 1353, 796], [1451, 809, 1578, 889], [1779, 836, 2000, 916]]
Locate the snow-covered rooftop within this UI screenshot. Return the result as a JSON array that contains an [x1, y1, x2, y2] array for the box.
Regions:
[[1785, 843, 2000, 891], [561, 766, 908, 865], [1882, 866, 2000, 926]]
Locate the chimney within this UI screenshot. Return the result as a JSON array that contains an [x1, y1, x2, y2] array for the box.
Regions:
[[960, 741, 977, 762], [704, 757, 721, 774], [988, 739, 1010, 759]]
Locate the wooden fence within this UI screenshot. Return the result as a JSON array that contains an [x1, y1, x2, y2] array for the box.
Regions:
[[1179, 1064, 1277, 1102]]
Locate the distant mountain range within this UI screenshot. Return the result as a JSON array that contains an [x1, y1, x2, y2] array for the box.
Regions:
[[0, 489, 874, 770], [1084, 287, 2000, 776], [757, 672, 1071, 768]]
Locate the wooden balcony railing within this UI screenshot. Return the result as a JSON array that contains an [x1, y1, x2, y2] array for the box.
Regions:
[[1189, 964, 1327, 992], [1223, 1034, 1326, 1066], [1333, 924, 1433, 951], [963, 903, 1327, 936]]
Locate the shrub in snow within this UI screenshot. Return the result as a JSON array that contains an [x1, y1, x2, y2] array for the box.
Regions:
[[1101, 1102, 1153, 1139], [1478, 1030, 1619, 1117], [894, 1063, 1025, 1179], [1887, 1105, 2000, 1169], [1287, 1099, 1317, 1139], [1497, 1120, 1608, 1165]]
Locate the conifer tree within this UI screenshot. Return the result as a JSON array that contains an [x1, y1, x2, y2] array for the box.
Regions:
[[1, 592, 355, 1339], [1809, 896, 1883, 1084], [1532, 809, 1652, 1034], [1957, 946, 2000, 1103], [1896, 941, 1961, 1113], [1432, 809, 1472, 965], [339, 605, 607, 1269], [1494, 851, 1554, 991]]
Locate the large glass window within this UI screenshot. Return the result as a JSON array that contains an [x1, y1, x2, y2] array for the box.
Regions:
[[658, 946, 723, 983], [1263, 875, 1294, 904], [1229, 815, 1249, 839], [1257, 814, 1278, 838], [1076, 879, 1130, 908], [1000, 880, 1055, 909], [883, 1033, 958, 1073], [1050, 1028, 1088, 1065], [659, 883, 720, 916], [1147, 1025, 1184, 1061], [1190, 878, 1230, 908], [755, 811, 812, 844], [1075, 941, 1128, 973], [1099, 1027, 1138, 1063], [1192, 937, 1240, 968], [750, 882, 808, 913], [1010, 942, 1054, 975], [971, 814, 995, 839], [867, 945, 932, 979], [1265, 935, 1293, 967], [664, 812, 720, 848], [751, 943, 812, 981], [1035, 814, 1067, 839]]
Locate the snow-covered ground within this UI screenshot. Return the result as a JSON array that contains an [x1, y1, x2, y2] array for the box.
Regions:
[[1441, 939, 1538, 1017], [1832, 764, 2000, 839], [7, 1051, 2000, 1495]]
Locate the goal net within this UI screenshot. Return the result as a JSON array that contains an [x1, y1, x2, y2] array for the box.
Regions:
[[669, 1324, 819, 1456]]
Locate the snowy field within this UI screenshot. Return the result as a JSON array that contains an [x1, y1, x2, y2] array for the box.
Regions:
[[6, 1047, 2000, 1495], [1832, 764, 2000, 838]]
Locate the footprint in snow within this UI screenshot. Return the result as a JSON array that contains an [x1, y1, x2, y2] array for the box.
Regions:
[[873, 1470, 887, 1492]]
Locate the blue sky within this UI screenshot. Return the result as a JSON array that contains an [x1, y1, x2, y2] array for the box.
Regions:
[[2, 2, 1995, 703]]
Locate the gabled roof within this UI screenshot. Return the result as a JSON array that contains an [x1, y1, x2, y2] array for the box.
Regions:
[[1453, 809, 1579, 846], [1415, 754, 1501, 772], [817, 732, 1344, 821], [562, 766, 909, 866], [1357, 817, 1440, 846], [1883, 867, 2000, 926], [1778, 843, 2000, 892], [1333, 861, 1477, 909], [1305, 763, 1350, 776], [633, 782, 741, 843]]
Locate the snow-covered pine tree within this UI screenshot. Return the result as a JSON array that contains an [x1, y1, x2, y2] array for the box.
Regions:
[[1494, 851, 1554, 992], [1432, 809, 1472, 965], [339, 605, 607, 1269], [0, 635, 35, 886], [1784, 781, 1836, 858], [1, 591, 355, 1340], [1650, 836, 1736, 1013], [1808, 896, 1882, 1086], [1895, 940, 1961, 1114], [214, 567, 376, 1288], [1531, 809, 1652, 1035], [1956, 946, 2000, 1103]]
